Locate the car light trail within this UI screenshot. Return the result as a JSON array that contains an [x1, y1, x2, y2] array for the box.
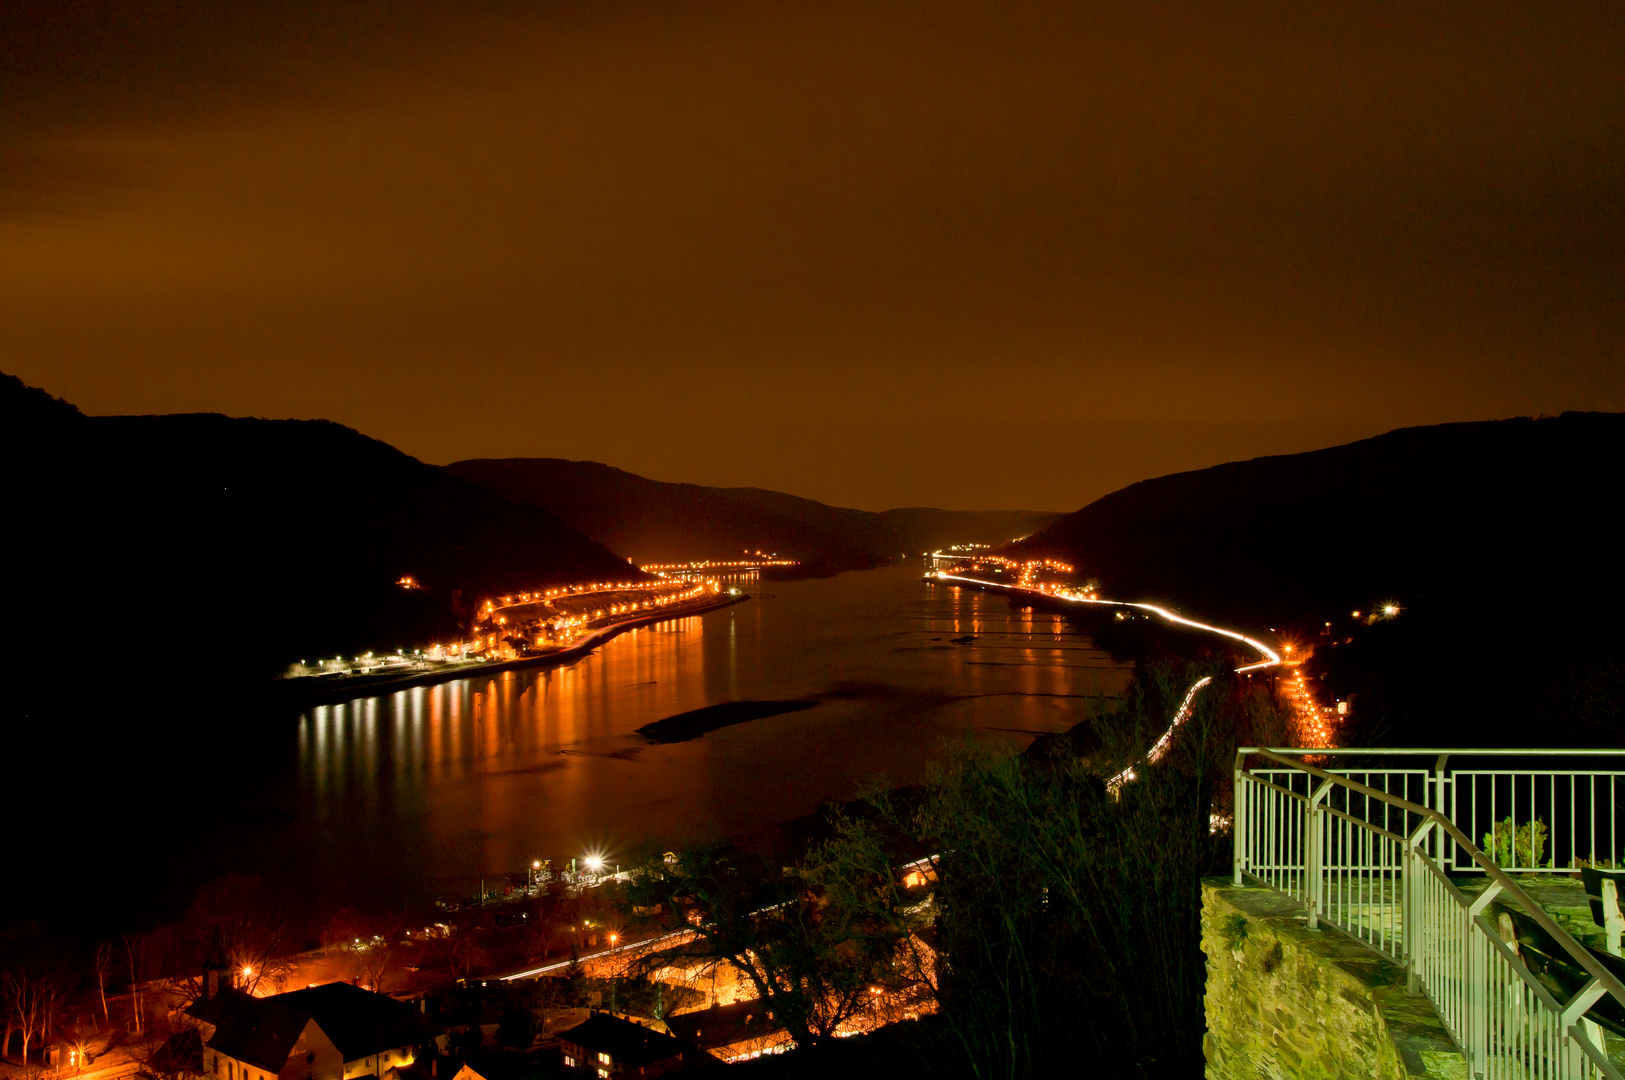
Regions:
[[926, 570, 1281, 673], [1105, 675, 1213, 797], [501, 928, 690, 981], [927, 566, 1290, 793]]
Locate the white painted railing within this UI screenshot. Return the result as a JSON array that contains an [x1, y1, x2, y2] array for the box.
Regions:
[[1234, 748, 1625, 1079], [1445, 769, 1625, 875]]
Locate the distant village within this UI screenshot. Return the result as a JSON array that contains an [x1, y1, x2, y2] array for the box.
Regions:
[[0, 853, 932, 1080]]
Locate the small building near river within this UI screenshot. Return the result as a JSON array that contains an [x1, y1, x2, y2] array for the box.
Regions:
[[187, 946, 426, 1080]]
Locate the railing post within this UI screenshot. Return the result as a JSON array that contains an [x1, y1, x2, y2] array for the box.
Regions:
[[1464, 886, 1502, 1076], [1307, 780, 1330, 929], [1433, 753, 1450, 872], [1405, 819, 1440, 997], [1404, 828, 1421, 994], [1560, 977, 1607, 1080], [1232, 758, 1247, 886], [1467, 924, 1485, 1074]]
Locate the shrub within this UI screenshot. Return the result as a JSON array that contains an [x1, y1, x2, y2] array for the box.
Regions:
[[1482, 817, 1549, 869]]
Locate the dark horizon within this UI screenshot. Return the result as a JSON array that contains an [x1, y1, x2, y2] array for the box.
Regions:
[[3, 2, 1621, 511]]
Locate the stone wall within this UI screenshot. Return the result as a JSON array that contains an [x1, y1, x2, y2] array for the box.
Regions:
[[1201, 879, 1467, 1079]]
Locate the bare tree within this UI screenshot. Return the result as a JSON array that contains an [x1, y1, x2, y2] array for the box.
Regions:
[[2, 922, 73, 1066], [226, 939, 291, 998], [2, 967, 40, 1064], [123, 934, 146, 1036], [39, 978, 65, 1060], [93, 943, 114, 1026], [186, 876, 294, 996], [1, 965, 52, 1066], [348, 911, 412, 994], [321, 911, 368, 956], [354, 940, 395, 993], [436, 930, 487, 982]]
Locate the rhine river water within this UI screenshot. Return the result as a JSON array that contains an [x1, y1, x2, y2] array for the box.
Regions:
[[288, 565, 1133, 909]]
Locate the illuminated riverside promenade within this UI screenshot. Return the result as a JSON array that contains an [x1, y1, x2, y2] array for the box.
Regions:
[[283, 576, 742, 700], [477, 577, 721, 654], [285, 561, 800, 702]]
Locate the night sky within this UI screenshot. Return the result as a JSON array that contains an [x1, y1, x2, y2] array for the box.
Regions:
[[2, 2, 1620, 511]]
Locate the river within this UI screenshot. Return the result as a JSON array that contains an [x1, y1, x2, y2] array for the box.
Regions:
[[74, 565, 1116, 924], [283, 565, 1132, 908]]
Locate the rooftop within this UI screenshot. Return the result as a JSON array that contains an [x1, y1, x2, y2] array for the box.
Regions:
[[664, 1001, 785, 1052], [557, 1012, 691, 1068], [269, 982, 422, 1063], [193, 988, 311, 1074]]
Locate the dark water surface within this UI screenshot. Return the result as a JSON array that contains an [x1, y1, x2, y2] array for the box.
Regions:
[[288, 566, 1132, 907]]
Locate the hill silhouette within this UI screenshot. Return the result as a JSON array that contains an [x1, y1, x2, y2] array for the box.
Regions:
[[2, 372, 641, 710], [1009, 412, 1625, 745], [443, 457, 1059, 569]]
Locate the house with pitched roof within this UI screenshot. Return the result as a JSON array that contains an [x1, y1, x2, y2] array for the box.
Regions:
[[556, 1012, 701, 1077], [187, 961, 424, 1080]]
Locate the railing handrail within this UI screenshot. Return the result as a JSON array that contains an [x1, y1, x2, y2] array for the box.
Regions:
[[1245, 746, 1625, 1017], [1239, 746, 1625, 758]]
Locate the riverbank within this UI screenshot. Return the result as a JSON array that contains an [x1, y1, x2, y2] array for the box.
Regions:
[[280, 591, 753, 705]]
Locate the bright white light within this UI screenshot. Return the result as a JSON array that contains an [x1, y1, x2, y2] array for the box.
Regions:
[[583, 854, 606, 872], [928, 572, 1281, 672]]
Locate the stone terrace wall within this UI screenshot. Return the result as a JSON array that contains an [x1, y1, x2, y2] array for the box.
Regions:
[[1201, 879, 1467, 1080]]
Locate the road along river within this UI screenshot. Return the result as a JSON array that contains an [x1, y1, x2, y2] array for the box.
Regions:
[[925, 568, 1285, 790]]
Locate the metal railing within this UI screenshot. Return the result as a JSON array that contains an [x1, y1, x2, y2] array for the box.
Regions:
[[1446, 769, 1625, 875], [1234, 748, 1625, 1079]]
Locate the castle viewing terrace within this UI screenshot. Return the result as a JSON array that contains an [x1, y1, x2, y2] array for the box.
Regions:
[[1209, 749, 1625, 1080]]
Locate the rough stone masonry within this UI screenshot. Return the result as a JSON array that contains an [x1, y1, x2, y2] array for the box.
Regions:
[[1201, 879, 1467, 1080]]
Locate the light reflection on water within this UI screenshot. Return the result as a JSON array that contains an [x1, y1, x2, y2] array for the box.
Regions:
[[293, 566, 1131, 904]]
